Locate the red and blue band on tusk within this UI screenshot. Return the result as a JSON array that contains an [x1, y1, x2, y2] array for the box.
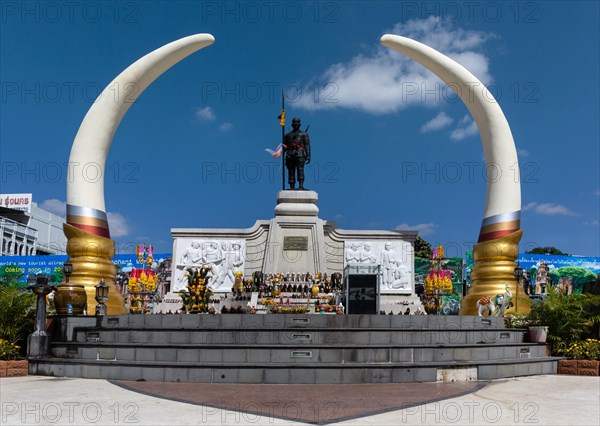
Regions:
[[66, 204, 110, 239], [478, 211, 520, 242]]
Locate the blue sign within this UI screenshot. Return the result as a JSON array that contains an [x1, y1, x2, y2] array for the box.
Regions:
[[517, 254, 600, 274], [0, 254, 172, 282]]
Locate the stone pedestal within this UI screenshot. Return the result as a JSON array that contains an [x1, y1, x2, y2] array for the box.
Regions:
[[27, 331, 51, 358], [263, 191, 327, 274]]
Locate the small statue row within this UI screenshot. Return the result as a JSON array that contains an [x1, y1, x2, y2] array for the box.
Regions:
[[380, 307, 427, 315], [251, 271, 343, 291], [228, 271, 340, 294], [262, 272, 328, 283]]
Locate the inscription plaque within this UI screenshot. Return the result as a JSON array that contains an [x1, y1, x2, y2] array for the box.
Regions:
[[284, 236, 308, 251]]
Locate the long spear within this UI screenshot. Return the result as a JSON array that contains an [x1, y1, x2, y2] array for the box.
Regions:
[[278, 90, 286, 190]]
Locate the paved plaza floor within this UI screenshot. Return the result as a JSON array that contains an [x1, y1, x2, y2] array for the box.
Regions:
[[1, 375, 598, 425]]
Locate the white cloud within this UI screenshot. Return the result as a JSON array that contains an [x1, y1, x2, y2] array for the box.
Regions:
[[594, 189, 600, 196], [517, 148, 530, 158], [396, 222, 437, 235], [40, 199, 66, 217], [195, 106, 216, 121], [450, 115, 478, 140], [107, 212, 130, 237], [295, 17, 493, 114], [420, 112, 453, 133], [523, 202, 579, 216], [219, 122, 234, 132], [583, 220, 599, 226]]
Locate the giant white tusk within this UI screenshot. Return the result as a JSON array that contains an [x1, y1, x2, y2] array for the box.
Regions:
[[380, 34, 521, 241], [66, 34, 215, 238]]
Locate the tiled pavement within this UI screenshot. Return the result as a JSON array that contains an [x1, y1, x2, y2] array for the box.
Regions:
[[1, 375, 598, 425]]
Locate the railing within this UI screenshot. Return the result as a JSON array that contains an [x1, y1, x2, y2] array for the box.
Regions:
[[0, 217, 38, 239], [0, 217, 38, 255]]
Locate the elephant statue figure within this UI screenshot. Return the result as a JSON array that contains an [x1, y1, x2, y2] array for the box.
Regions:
[[494, 285, 513, 316], [441, 298, 461, 315], [476, 296, 495, 316]]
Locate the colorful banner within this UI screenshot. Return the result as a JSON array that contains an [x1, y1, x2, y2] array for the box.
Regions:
[[415, 256, 464, 315], [0, 254, 172, 284], [464, 253, 599, 294], [516, 254, 599, 294], [415, 257, 464, 286], [516, 254, 600, 273]]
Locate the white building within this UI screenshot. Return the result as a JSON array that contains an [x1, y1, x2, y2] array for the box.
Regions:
[[0, 195, 67, 256]]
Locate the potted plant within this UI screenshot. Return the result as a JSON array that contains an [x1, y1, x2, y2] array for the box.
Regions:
[[527, 324, 549, 343], [179, 266, 214, 314]]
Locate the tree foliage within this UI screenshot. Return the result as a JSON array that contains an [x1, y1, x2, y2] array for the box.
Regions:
[[529, 289, 600, 354], [525, 246, 569, 256], [415, 236, 432, 259], [0, 283, 36, 352]]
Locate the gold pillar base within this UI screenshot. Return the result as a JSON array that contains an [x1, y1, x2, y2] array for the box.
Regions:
[[64, 223, 126, 315], [460, 229, 530, 316]]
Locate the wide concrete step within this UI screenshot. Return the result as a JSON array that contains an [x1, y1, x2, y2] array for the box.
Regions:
[[92, 314, 507, 330], [51, 342, 549, 364], [71, 328, 525, 345], [29, 357, 560, 384], [40, 315, 554, 384]]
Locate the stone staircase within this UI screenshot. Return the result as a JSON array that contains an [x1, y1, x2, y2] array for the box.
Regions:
[[29, 315, 559, 383]]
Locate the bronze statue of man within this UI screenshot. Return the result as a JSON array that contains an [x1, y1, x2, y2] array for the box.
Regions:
[[284, 117, 310, 189]]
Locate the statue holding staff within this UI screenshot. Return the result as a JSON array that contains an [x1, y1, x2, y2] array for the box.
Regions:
[[283, 117, 311, 190]]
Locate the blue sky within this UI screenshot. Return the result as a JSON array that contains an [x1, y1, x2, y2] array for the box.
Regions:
[[1, 1, 599, 257]]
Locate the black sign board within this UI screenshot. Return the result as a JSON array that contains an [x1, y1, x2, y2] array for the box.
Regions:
[[347, 274, 378, 314]]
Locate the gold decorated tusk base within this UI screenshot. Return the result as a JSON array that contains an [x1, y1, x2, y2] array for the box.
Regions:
[[61, 223, 126, 315], [460, 230, 530, 316]]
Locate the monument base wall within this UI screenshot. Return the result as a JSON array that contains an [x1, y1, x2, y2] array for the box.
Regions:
[[169, 190, 419, 306]]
